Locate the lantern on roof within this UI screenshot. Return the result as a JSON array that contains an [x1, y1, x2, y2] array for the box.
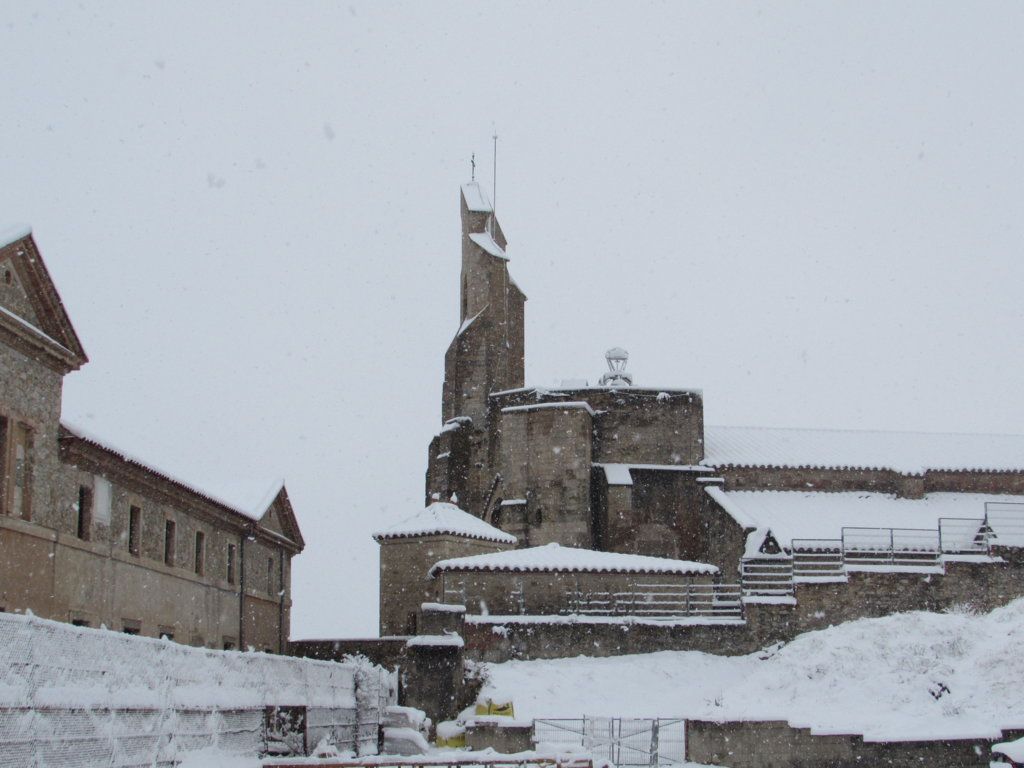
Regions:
[[599, 347, 633, 387]]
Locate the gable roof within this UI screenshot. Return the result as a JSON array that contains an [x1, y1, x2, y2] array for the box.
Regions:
[[59, 421, 303, 551], [373, 502, 517, 545], [0, 228, 87, 370], [428, 542, 718, 577], [703, 425, 1024, 474]]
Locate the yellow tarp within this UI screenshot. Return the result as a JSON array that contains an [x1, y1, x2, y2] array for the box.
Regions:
[[474, 698, 515, 717]]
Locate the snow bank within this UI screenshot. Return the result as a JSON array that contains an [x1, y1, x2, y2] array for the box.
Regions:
[[483, 598, 1024, 741]]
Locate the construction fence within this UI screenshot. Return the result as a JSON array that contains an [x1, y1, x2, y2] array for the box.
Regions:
[[0, 611, 396, 767]]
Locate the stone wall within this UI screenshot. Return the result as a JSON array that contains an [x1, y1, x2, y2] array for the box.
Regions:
[[0, 341, 64, 526], [720, 464, 1024, 497], [462, 616, 752, 662], [434, 569, 715, 617], [290, 637, 409, 670], [456, 555, 1024, 662], [685, 718, 1024, 768], [495, 405, 593, 548], [378, 534, 510, 636]]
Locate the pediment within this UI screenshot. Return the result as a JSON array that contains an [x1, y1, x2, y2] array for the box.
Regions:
[[0, 230, 87, 369]]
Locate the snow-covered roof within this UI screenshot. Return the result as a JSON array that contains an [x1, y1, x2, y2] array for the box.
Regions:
[[468, 231, 507, 260], [706, 488, 1024, 548], [461, 182, 493, 213], [596, 463, 714, 486], [994, 737, 1024, 763], [373, 502, 517, 545], [0, 223, 32, 250], [59, 420, 284, 523], [501, 401, 597, 417], [704, 425, 1024, 474], [429, 542, 718, 577]]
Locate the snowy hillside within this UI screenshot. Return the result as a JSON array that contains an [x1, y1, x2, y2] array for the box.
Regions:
[[482, 599, 1024, 741]]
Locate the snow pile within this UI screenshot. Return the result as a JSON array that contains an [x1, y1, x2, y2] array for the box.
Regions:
[[704, 424, 1024, 473], [373, 502, 517, 545], [430, 542, 718, 577], [483, 599, 1024, 740]]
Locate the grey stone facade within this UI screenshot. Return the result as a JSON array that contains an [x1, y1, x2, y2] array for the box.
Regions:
[[0, 231, 303, 651], [399, 182, 1024, 663]]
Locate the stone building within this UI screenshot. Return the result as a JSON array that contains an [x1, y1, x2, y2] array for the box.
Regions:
[[396, 182, 1024, 656], [0, 228, 303, 651]]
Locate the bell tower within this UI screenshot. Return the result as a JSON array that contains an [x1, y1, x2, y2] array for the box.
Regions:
[[441, 182, 525, 426]]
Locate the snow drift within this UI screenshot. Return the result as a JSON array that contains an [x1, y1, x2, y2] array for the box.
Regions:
[[482, 598, 1024, 741]]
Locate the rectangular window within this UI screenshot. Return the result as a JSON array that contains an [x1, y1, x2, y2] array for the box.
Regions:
[[194, 531, 205, 576], [227, 544, 236, 585], [122, 619, 141, 635], [222, 637, 236, 651], [158, 626, 174, 641], [71, 619, 90, 628], [267, 556, 274, 594], [92, 475, 112, 525], [11, 423, 32, 520], [128, 506, 141, 556], [164, 519, 176, 566], [77, 485, 93, 540]]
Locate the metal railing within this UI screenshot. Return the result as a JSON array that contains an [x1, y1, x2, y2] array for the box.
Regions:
[[740, 559, 794, 597], [791, 539, 844, 579], [985, 502, 1024, 548], [840, 527, 941, 567], [563, 583, 743, 620], [534, 718, 686, 767], [269, 759, 595, 768], [938, 517, 990, 554]]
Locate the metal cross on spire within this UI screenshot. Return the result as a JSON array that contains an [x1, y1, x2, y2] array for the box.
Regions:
[[471, 153, 476, 182]]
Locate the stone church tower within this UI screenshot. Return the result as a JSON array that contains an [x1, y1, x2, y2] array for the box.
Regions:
[[441, 182, 525, 425], [426, 182, 707, 556], [428, 183, 526, 515]]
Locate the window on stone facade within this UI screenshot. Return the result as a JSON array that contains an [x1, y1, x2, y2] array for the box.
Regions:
[[267, 556, 274, 595], [122, 620, 141, 635], [194, 531, 205, 576], [227, 544, 236, 585], [222, 637, 236, 651], [128, 506, 141, 556], [9, 423, 33, 521], [77, 485, 93, 540], [71, 619, 90, 628], [164, 519, 176, 566]]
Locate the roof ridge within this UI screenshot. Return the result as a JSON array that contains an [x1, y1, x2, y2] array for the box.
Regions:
[[707, 424, 1024, 440]]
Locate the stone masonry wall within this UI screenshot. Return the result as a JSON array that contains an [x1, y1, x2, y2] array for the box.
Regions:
[[495, 406, 593, 548], [685, 719, 1024, 768], [434, 569, 713, 617], [378, 534, 510, 636], [720, 464, 1024, 497]]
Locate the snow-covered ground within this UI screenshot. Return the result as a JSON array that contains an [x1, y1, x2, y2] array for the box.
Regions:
[[482, 598, 1024, 741]]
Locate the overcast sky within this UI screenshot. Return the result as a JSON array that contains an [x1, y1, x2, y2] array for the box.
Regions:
[[2, 2, 1023, 637]]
